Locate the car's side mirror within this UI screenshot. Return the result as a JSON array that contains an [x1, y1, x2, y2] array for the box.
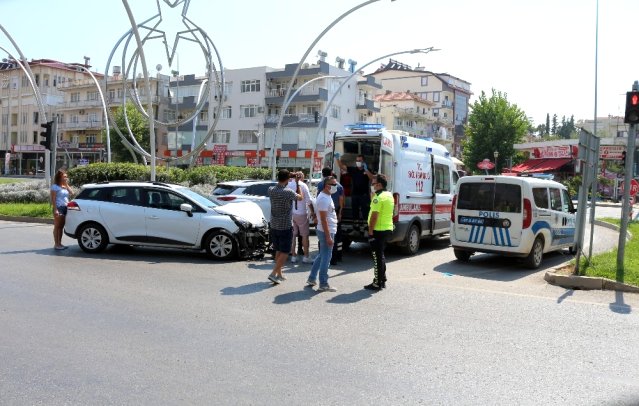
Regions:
[[180, 203, 193, 217]]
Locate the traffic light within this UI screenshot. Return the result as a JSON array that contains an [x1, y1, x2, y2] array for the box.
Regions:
[[621, 150, 627, 167], [624, 91, 639, 124], [314, 111, 319, 123], [40, 121, 53, 150]]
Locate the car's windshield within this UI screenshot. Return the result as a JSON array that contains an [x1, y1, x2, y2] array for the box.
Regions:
[[211, 185, 236, 196], [176, 187, 219, 208]]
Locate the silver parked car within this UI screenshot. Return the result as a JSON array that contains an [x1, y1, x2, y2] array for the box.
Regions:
[[210, 180, 277, 222], [64, 181, 268, 260]]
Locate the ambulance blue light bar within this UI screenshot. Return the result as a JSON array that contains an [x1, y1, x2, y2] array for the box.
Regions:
[[345, 123, 385, 133]]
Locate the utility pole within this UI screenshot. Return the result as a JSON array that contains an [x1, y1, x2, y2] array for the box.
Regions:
[[617, 81, 639, 272]]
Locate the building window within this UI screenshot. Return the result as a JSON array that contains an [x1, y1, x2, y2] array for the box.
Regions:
[[19, 130, 27, 144], [240, 104, 259, 118], [433, 108, 440, 117], [1, 114, 7, 126], [240, 79, 260, 93], [34, 74, 40, 86], [433, 92, 441, 102], [421, 76, 428, 86], [87, 91, 99, 101], [108, 89, 116, 101], [71, 115, 79, 124], [330, 105, 340, 119], [21, 112, 27, 124], [33, 112, 39, 124], [89, 113, 99, 124], [21, 75, 29, 88], [238, 130, 258, 144], [221, 106, 232, 119], [70, 92, 80, 102], [213, 130, 230, 143], [86, 135, 97, 144]]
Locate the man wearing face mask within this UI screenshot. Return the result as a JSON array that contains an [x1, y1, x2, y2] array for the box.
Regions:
[[364, 174, 394, 291], [306, 176, 339, 292], [335, 153, 375, 229]]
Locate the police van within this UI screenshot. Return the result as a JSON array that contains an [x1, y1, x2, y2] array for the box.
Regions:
[[324, 123, 458, 255], [450, 175, 577, 268]]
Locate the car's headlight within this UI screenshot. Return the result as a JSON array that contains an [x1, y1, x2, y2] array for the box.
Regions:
[[230, 215, 250, 229]]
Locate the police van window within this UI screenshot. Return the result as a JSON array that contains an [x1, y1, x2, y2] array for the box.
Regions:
[[452, 170, 459, 191], [493, 184, 521, 213], [532, 187, 549, 209], [561, 189, 575, 213], [434, 163, 450, 194], [457, 183, 495, 211], [549, 188, 562, 211]]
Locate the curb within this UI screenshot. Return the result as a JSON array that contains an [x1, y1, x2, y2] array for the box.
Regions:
[[0, 215, 53, 225], [544, 220, 637, 293]]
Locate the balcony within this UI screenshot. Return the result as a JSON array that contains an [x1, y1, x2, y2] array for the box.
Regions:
[[263, 113, 326, 129], [356, 97, 380, 112], [58, 120, 106, 130], [357, 76, 382, 90], [265, 87, 328, 104]]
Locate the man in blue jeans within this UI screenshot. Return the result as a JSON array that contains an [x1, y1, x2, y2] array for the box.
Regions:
[[306, 176, 339, 292]]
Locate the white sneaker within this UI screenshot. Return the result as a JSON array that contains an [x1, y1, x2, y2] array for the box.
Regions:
[[290, 255, 298, 263], [302, 256, 313, 264]]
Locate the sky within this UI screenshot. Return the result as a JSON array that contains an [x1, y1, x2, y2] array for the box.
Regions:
[[1, 0, 638, 126]]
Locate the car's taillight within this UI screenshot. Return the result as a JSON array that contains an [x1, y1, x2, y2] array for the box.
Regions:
[[451, 195, 457, 223], [217, 196, 237, 201], [392, 193, 400, 223], [67, 201, 80, 211], [523, 198, 532, 229]]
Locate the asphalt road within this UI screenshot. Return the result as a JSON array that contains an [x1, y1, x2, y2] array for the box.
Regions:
[[1, 220, 639, 405]]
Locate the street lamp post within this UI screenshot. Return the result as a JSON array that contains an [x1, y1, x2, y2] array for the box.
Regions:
[[494, 150, 499, 174], [270, 0, 398, 180], [171, 69, 179, 164]]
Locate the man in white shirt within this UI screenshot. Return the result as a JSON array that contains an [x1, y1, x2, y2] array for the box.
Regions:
[[287, 171, 314, 263], [306, 176, 338, 292]]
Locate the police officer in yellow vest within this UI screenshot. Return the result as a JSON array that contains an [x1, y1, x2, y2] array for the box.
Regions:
[[364, 174, 394, 291]]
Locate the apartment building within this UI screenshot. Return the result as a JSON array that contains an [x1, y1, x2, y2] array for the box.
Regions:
[[374, 90, 452, 145], [576, 115, 629, 139], [368, 59, 472, 156], [58, 67, 170, 167], [0, 58, 90, 175], [166, 60, 380, 170]]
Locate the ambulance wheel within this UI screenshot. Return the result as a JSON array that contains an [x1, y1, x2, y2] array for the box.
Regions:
[[454, 249, 472, 262], [525, 237, 544, 269], [568, 245, 576, 255], [401, 224, 421, 255]]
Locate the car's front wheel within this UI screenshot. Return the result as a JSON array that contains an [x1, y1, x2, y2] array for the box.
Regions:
[[77, 222, 109, 253], [205, 230, 237, 260]]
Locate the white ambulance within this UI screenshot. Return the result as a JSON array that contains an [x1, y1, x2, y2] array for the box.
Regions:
[[324, 123, 458, 255], [450, 175, 577, 268]]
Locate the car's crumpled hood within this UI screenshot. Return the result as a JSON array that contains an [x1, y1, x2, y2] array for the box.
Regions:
[[213, 201, 266, 226]]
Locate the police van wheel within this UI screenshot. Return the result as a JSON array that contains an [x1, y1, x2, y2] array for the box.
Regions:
[[454, 249, 472, 262], [401, 224, 421, 255], [525, 237, 544, 269]]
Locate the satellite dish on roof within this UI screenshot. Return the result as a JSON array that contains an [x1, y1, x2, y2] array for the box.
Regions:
[[156, 64, 162, 72]]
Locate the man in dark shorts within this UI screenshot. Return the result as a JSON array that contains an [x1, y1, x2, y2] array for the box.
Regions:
[[267, 169, 303, 284], [336, 153, 375, 227]]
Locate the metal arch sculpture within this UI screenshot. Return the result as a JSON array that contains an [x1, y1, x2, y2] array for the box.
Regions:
[[111, 0, 225, 178]]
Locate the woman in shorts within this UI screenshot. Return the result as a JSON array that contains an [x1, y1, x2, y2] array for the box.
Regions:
[[50, 169, 73, 250]]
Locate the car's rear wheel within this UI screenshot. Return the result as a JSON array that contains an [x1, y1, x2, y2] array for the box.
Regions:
[[205, 230, 237, 260], [454, 249, 472, 262], [525, 237, 544, 269], [77, 223, 109, 253], [401, 224, 421, 255]]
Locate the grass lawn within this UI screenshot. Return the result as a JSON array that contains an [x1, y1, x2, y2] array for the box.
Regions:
[[0, 203, 52, 218], [577, 218, 639, 287], [0, 178, 27, 185]]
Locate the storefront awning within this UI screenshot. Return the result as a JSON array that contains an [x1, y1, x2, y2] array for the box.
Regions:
[[511, 158, 572, 173]]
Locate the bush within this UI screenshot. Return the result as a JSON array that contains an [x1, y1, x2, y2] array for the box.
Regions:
[[0, 180, 54, 204], [67, 162, 271, 187]]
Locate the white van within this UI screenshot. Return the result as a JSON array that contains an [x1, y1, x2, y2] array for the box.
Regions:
[[450, 175, 577, 268], [324, 123, 458, 255]]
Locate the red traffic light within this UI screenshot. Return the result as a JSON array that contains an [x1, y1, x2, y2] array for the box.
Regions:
[[625, 91, 639, 124], [632, 94, 639, 106]]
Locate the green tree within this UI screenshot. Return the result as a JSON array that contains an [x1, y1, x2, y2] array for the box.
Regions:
[[545, 113, 550, 135], [551, 114, 558, 135], [103, 102, 151, 162], [463, 90, 530, 174]]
